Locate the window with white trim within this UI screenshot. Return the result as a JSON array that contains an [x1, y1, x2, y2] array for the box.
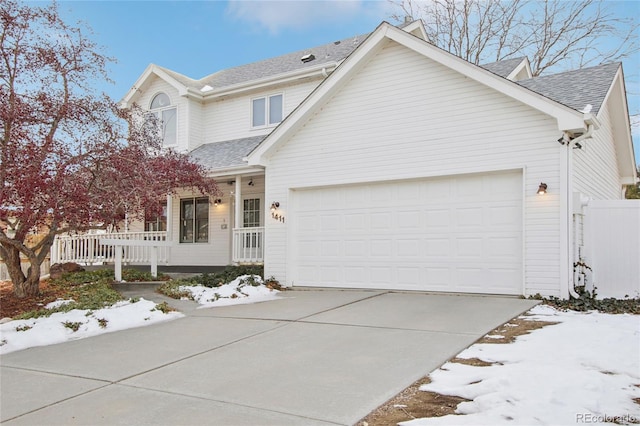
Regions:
[[149, 92, 177, 147], [180, 197, 209, 243], [252, 94, 283, 128], [243, 198, 261, 227]]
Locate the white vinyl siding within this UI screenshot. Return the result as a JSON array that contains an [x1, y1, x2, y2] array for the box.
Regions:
[[204, 79, 320, 143], [264, 41, 564, 296], [165, 177, 265, 266], [167, 189, 227, 265], [572, 100, 623, 200], [187, 98, 204, 151]]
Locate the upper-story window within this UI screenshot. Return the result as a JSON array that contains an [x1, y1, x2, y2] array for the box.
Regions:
[[149, 92, 177, 147], [252, 94, 283, 128]]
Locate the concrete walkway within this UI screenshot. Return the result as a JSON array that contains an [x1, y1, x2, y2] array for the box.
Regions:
[[1, 288, 537, 425]]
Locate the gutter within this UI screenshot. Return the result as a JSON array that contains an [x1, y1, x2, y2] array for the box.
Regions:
[[184, 62, 340, 101]]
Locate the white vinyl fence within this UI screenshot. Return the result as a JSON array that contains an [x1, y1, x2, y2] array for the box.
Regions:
[[584, 200, 640, 299], [50, 231, 168, 266]]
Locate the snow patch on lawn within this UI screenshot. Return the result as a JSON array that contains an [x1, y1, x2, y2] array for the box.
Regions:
[[179, 274, 281, 308], [402, 304, 640, 425], [0, 275, 281, 355], [0, 298, 183, 355], [44, 299, 75, 310]]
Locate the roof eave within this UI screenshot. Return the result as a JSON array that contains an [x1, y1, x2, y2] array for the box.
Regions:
[[206, 165, 265, 178], [597, 66, 637, 181], [186, 62, 341, 101], [121, 64, 189, 107]]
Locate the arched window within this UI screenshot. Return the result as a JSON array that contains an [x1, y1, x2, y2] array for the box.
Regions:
[[149, 92, 177, 147]]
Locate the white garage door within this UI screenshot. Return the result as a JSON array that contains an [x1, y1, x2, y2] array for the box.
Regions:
[[291, 170, 523, 295]]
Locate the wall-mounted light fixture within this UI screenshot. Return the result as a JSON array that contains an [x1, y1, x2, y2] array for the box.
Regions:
[[271, 202, 284, 222], [214, 198, 222, 206], [537, 183, 548, 195], [248, 178, 254, 186]]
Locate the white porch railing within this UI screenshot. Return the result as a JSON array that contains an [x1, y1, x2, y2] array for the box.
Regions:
[[232, 227, 264, 264], [50, 231, 168, 265]]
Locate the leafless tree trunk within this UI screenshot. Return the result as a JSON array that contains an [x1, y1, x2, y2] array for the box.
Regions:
[[389, 0, 638, 77]]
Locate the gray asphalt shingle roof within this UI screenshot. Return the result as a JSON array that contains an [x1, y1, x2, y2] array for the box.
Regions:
[[157, 34, 367, 93], [188, 135, 267, 171], [480, 57, 527, 78], [516, 62, 620, 115]]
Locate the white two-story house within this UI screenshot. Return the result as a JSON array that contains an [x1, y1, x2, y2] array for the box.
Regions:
[[55, 20, 636, 298]]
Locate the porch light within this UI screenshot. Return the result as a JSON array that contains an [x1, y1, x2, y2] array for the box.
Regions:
[[214, 198, 222, 206], [270, 201, 280, 212], [537, 183, 548, 195], [248, 178, 254, 186]]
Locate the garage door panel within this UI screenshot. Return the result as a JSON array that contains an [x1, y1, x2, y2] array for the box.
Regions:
[[370, 240, 392, 257], [425, 238, 451, 256], [397, 210, 421, 228], [344, 240, 366, 257], [371, 266, 392, 285], [426, 267, 451, 286], [398, 267, 421, 287], [456, 178, 484, 198], [425, 209, 451, 229], [456, 238, 483, 258], [397, 239, 421, 257], [297, 214, 319, 231], [344, 213, 366, 230], [292, 171, 522, 295]]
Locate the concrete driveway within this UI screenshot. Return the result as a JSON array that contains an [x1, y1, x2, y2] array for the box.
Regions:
[[1, 288, 537, 425]]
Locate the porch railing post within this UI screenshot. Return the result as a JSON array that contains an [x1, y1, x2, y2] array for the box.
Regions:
[[114, 245, 123, 281]]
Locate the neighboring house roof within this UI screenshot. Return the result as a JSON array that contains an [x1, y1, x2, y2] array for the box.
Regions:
[[480, 57, 528, 78], [516, 62, 621, 116], [189, 136, 266, 171]]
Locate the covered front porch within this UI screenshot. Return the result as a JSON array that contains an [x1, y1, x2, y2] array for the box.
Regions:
[[51, 174, 267, 268]]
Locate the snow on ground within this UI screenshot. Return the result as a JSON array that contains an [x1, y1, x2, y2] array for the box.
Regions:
[[179, 274, 281, 308], [0, 275, 280, 355], [403, 305, 640, 425], [0, 298, 183, 355]]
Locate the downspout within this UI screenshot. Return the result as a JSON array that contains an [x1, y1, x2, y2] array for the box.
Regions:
[[564, 123, 595, 298]]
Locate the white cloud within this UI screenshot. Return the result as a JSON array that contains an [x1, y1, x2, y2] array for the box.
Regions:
[[225, 0, 390, 34]]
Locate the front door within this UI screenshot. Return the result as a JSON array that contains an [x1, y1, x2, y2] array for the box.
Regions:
[[242, 198, 262, 258]]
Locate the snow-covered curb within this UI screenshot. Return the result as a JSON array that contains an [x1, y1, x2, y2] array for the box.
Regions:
[[402, 305, 640, 425], [0, 298, 183, 355], [178, 274, 281, 308]]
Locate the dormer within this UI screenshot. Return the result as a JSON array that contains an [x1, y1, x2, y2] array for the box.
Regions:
[[481, 57, 533, 81]]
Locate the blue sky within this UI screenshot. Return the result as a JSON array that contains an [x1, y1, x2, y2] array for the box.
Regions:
[[55, 0, 639, 162]]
